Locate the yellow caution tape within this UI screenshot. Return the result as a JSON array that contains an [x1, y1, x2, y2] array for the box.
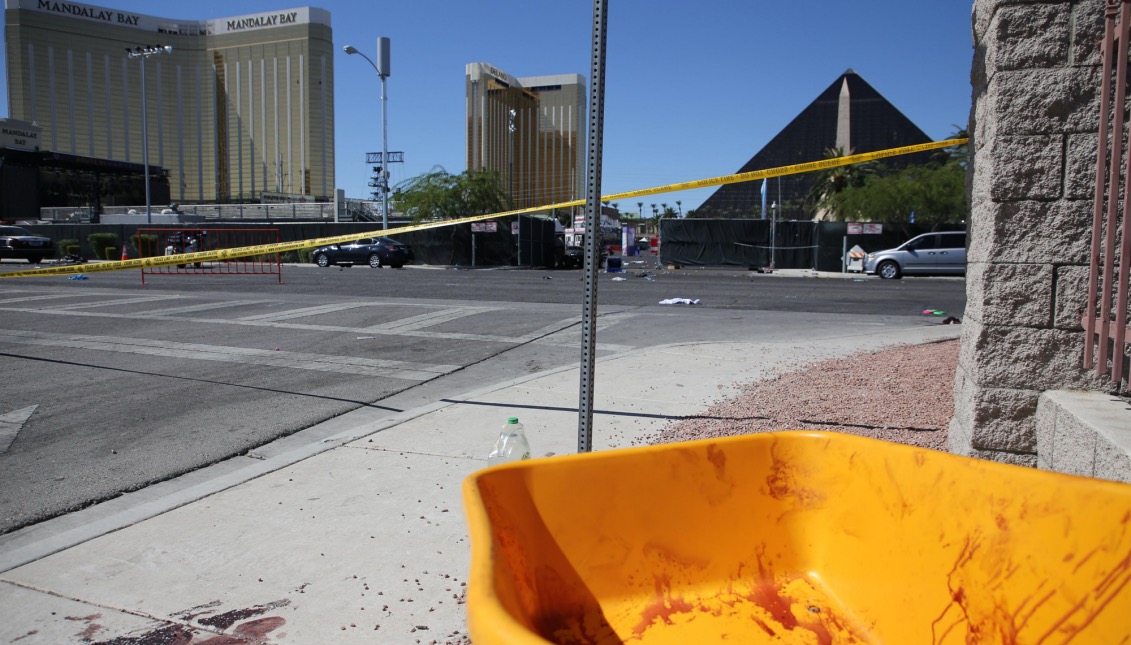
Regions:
[[0, 138, 967, 279]]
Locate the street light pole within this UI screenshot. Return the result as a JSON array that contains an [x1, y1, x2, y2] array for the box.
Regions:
[[345, 38, 391, 230], [770, 200, 778, 270], [380, 62, 389, 229], [126, 45, 172, 225]]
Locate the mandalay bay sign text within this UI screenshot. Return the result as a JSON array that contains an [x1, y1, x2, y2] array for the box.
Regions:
[[10, 1, 328, 34], [226, 12, 299, 32], [31, 0, 140, 25]]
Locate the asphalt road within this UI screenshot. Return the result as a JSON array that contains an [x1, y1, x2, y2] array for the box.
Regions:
[[0, 260, 965, 534]]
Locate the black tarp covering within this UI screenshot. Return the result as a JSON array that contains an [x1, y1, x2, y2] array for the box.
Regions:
[[659, 219, 820, 269], [516, 215, 559, 268], [410, 214, 556, 267], [401, 223, 511, 266]]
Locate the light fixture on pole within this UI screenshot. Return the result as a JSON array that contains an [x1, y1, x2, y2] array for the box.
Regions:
[[344, 38, 391, 230], [126, 45, 172, 224]]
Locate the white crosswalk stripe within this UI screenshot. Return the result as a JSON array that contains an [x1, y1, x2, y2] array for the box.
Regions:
[[363, 306, 498, 332], [0, 294, 82, 305], [42, 295, 183, 311], [0, 329, 460, 381], [0, 405, 36, 454], [0, 295, 637, 350], [236, 302, 373, 322], [139, 300, 272, 316]]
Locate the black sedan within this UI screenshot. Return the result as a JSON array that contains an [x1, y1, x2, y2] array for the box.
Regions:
[[0, 226, 55, 263], [311, 237, 415, 269]]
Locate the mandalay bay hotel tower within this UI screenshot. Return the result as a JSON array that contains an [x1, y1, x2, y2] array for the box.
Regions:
[[3, 0, 335, 203]]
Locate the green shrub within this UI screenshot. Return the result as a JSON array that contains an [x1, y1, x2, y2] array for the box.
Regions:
[[297, 248, 313, 263], [57, 239, 79, 257], [130, 233, 159, 257], [87, 233, 119, 260], [104, 246, 118, 261]]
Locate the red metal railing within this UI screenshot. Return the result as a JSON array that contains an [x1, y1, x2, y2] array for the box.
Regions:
[[1086, 0, 1131, 391], [136, 228, 282, 285]]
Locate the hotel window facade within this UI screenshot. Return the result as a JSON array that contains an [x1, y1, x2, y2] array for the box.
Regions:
[[466, 63, 585, 213], [3, 0, 335, 203]]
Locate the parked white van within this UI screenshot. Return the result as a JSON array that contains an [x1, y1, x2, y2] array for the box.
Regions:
[[864, 231, 967, 279]]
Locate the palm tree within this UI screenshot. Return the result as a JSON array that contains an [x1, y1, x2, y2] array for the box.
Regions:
[[804, 147, 879, 221], [675, 200, 682, 218], [930, 127, 969, 168]]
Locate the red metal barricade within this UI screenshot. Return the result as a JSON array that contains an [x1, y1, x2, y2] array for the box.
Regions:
[[136, 228, 282, 284], [1086, 0, 1131, 392]]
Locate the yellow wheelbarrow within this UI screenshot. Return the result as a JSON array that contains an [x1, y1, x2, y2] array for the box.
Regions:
[[463, 431, 1131, 644]]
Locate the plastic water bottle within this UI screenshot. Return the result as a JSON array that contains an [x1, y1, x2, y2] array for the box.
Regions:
[[487, 417, 531, 466]]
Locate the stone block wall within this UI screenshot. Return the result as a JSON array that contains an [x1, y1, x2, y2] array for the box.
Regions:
[[952, 0, 1120, 464]]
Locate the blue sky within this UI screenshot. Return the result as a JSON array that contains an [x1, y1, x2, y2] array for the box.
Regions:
[[1, 1, 974, 213]]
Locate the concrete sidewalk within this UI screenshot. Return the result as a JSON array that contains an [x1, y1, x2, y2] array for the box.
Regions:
[[0, 324, 959, 644]]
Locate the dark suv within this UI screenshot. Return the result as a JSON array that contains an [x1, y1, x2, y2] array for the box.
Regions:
[[0, 226, 55, 263], [311, 237, 415, 269], [558, 246, 608, 269]]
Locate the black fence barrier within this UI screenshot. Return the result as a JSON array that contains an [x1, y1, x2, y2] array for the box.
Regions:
[[658, 219, 821, 269], [20, 219, 964, 272], [20, 216, 563, 268], [659, 219, 967, 272]]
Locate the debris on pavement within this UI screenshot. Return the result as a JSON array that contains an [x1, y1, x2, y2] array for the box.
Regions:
[[659, 297, 700, 305], [67, 274, 88, 280], [48, 254, 87, 265]]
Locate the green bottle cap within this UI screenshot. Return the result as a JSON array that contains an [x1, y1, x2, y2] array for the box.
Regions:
[[507, 417, 519, 424]]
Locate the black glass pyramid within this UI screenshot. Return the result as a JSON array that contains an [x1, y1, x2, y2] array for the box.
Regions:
[[695, 70, 934, 220]]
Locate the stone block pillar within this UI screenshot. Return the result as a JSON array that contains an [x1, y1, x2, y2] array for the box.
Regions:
[[953, 0, 1116, 465]]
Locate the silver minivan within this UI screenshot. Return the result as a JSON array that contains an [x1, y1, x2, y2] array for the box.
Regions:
[[864, 231, 967, 279]]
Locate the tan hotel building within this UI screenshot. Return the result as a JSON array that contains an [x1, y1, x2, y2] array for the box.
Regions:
[[3, 0, 335, 203], [466, 62, 585, 212]]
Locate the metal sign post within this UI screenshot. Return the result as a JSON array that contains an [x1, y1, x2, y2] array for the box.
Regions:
[[578, 0, 608, 454]]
